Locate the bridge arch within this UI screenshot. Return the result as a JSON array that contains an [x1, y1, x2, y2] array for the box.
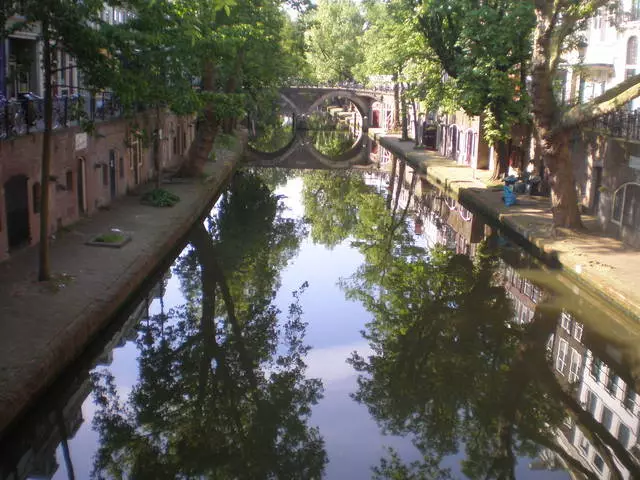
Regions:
[[307, 90, 372, 118], [278, 92, 301, 116]]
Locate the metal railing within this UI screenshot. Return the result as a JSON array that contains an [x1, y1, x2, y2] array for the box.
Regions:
[[0, 92, 123, 140], [590, 108, 640, 141], [287, 81, 394, 92]]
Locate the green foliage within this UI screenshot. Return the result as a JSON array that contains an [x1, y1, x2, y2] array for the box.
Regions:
[[304, 0, 365, 83], [415, 0, 535, 142], [309, 130, 354, 157], [141, 188, 181, 207], [93, 233, 127, 244]]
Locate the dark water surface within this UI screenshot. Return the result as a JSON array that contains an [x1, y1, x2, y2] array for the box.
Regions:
[[2, 154, 640, 480]]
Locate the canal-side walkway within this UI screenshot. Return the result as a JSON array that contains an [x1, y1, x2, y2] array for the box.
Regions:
[[0, 136, 244, 435], [372, 131, 640, 323]]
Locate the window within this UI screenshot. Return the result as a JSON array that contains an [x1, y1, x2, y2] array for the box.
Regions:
[[119, 156, 124, 179], [182, 130, 187, 153], [102, 165, 109, 187], [569, 349, 582, 383], [601, 406, 613, 430], [65, 170, 73, 192], [172, 136, 177, 155], [591, 357, 603, 382], [618, 423, 631, 448], [586, 390, 598, 416], [32, 182, 41, 214], [556, 339, 569, 374], [561, 312, 572, 334], [593, 454, 605, 473], [573, 322, 583, 342], [634, 0, 640, 21], [579, 435, 590, 456], [607, 373, 619, 396], [624, 388, 636, 412], [628, 37, 639, 65]]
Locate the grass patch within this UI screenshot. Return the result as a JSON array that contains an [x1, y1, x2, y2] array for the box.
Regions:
[[141, 188, 181, 207], [94, 232, 127, 243]]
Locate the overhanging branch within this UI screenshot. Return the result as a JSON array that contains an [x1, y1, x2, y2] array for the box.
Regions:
[[559, 73, 640, 131]]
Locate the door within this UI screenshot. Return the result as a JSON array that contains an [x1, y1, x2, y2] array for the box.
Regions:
[[4, 175, 30, 249], [592, 166, 603, 216], [77, 157, 86, 215], [109, 150, 117, 200]]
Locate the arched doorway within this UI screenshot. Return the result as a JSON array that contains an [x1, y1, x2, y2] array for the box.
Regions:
[[77, 157, 86, 215], [4, 175, 30, 249]]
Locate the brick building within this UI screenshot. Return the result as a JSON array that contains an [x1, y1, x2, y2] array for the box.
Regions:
[[0, 112, 195, 262]]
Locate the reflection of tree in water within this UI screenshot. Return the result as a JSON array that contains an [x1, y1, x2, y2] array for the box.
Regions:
[[306, 112, 356, 157], [249, 101, 295, 153], [90, 172, 326, 479], [302, 166, 640, 479], [346, 242, 640, 479]]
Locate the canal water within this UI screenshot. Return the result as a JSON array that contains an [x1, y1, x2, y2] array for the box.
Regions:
[[2, 148, 640, 480]]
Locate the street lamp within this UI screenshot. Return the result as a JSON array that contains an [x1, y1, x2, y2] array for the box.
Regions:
[[577, 40, 588, 61]]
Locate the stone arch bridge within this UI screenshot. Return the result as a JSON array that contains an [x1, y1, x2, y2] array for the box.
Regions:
[[245, 86, 394, 170]]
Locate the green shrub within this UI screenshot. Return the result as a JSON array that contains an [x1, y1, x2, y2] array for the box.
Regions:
[[141, 188, 181, 207]]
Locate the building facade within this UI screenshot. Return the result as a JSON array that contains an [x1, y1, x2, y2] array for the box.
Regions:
[[0, 5, 196, 263]]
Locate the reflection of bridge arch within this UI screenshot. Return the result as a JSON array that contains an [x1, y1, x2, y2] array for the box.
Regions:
[[245, 130, 372, 170]]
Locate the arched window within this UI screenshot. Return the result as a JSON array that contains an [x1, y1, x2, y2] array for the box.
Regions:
[[627, 36, 638, 65], [612, 183, 640, 229]]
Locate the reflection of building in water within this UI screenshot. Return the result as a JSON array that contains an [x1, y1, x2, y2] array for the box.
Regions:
[[0, 280, 165, 480], [542, 310, 640, 479], [498, 263, 541, 325]]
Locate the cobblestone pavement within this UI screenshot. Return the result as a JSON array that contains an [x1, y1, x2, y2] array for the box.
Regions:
[[0, 139, 243, 434], [373, 132, 640, 324]]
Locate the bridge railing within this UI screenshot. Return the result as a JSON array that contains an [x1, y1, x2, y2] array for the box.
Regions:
[[286, 81, 394, 93]]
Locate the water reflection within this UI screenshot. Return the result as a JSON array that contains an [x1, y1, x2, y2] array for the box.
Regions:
[[299, 156, 640, 479], [3, 156, 640, 479], [90, 172, 324, 478]]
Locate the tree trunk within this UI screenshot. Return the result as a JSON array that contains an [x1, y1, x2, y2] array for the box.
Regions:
[[181, 60, 218, 176], [392, 72, 400, 131], [491, 139, 510, 180], [412, 99, 419, 147], [386, 155, 397, 210], [38, 21, 53, 282], [400, 83, 409, 141], [544, 131, 583, 228], [530, 8, 582, 229], [153, 105, 162, 189]]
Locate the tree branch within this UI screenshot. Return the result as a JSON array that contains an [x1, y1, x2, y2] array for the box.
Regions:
[[559, 73, 640, 130]]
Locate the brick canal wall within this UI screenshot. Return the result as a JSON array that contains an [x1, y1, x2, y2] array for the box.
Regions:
[[0, 133, 245, 435]]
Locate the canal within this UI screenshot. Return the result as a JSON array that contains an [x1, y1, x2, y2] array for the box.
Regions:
[[1, 147, 640, 479]]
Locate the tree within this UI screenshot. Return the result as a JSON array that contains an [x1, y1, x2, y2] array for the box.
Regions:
[[357, 0, 446, 137], [528, 1, 640, 228], [304, 0, 365, 83], [414, 0, 535, 178], [1, 0, 118, 281]]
